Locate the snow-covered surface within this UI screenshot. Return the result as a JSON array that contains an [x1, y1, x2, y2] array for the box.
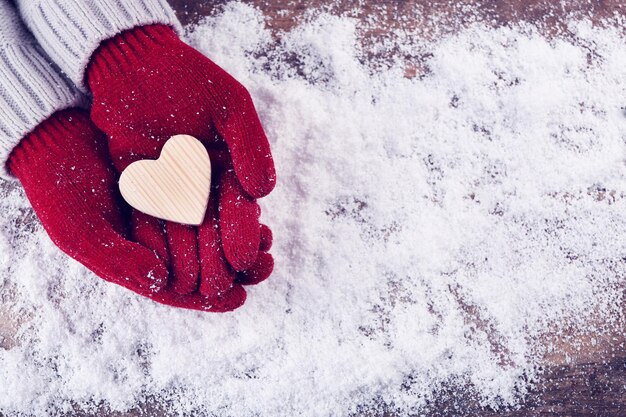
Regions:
[[1, 3, 626, 416]]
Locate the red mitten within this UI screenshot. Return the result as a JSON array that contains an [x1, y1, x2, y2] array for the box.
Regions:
[[87, 25, 276, 301], [8, 109, 251, 312]]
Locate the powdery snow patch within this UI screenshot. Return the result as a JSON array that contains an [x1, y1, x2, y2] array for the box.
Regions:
[[1, 2, 626, 416]]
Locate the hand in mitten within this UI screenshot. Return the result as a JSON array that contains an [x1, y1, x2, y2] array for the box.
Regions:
[[7, 109, 257, 312], [87, 25, 276, 301]]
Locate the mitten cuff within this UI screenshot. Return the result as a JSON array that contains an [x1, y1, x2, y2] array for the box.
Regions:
[[0, 43, 83, 180], [87, 24, 181, 89], [7, 109, 95, 178], [16, 0, 182, 90]]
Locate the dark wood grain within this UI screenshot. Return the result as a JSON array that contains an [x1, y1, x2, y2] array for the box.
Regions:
[[169, 0, 626, 34], [2, 2, 624, 416], [165, 1, 626, 416]]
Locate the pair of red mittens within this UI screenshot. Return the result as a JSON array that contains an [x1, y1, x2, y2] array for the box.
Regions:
[[8, 25, 276, 312]]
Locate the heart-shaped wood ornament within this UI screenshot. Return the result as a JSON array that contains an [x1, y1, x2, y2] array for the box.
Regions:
[[119, 135, 211, 226]]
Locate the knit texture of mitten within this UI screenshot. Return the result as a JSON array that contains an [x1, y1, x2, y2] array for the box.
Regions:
[[8, 109, 168, 295], [84, 25, 276, 300], [8, 108, 252, 312]]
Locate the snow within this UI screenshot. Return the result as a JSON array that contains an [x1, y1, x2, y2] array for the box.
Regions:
[[1, 2, 626, 416]]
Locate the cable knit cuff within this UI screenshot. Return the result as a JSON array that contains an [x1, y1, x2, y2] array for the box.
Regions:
[[0, 42, 82, 180], [16, 0, 182, 90]]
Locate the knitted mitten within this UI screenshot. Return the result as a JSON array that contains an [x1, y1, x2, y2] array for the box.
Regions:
[[87, 25, 276, 301], [8, 109, 251, 312]]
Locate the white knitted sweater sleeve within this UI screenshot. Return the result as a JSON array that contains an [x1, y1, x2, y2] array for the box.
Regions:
[[15, 0, 181, 90], [0, 0, 82, 179]]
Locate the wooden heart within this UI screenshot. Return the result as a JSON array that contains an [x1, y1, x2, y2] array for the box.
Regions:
[[119, 135, 211, 226]]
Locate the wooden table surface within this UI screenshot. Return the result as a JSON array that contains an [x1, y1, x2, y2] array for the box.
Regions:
[[169, 1, 626, 416], [1, 1, 624, 416]]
